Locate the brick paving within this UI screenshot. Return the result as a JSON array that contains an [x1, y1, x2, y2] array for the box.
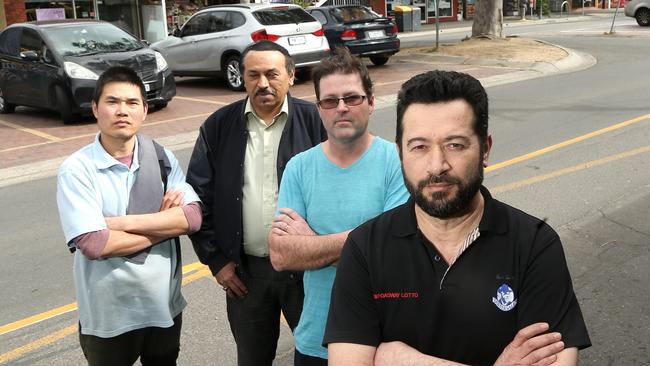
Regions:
[[0, 55, 518, 170]]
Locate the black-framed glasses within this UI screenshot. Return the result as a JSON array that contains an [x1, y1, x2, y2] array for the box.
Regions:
[[317, 95, 367, 109]]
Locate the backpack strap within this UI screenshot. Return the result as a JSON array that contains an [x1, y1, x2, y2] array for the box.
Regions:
[[153, 140, 183, 278]]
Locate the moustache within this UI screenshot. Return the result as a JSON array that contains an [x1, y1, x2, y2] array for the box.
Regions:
[[417, 174, 461, 190], [256, 88, 275, 97]]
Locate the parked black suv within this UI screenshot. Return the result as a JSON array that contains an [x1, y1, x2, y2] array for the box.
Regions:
[[0, 20, 176, 124]]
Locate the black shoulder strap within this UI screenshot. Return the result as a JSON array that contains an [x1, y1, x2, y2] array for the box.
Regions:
[[153, 140, 182, 278]]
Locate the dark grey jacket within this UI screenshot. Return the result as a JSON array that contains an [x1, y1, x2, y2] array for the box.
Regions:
[[187, 95, 326, 275]]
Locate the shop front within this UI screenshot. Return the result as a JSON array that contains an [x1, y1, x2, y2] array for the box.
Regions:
[[23, 0, 168, 43], [370, 0, 458, 24]]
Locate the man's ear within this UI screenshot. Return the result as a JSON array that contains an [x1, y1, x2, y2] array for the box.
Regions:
[[288, 69, 295, 86], [91, 101, 99, 119], [483, 135, 493, 167]]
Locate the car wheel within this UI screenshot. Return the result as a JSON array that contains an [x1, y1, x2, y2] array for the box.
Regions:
[[224, 56, 244, 91], [55, 86, 80, 124], [369, 55, 390, 66], [636, 8, 650, 26], [0, 86, 16, 114], [156, 101, 168, 110]]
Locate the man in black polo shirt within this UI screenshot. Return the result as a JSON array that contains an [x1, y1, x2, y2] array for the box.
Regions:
[[323, 71, 591, 366]]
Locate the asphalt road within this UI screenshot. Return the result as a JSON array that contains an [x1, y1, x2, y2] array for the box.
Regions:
[[1, 16, 649, 365]]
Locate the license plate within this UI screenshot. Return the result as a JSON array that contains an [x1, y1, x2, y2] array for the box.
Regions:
[[288, 36, 306, 45], [367, 30, 385, 39], [144, 83, 151, 92]]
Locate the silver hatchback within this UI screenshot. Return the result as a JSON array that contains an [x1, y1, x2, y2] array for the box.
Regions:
[[152, 3, 330, 91], [625, 0, 650, 26]]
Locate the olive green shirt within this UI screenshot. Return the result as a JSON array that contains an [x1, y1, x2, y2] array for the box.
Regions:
[[241, 96, 289, 257]]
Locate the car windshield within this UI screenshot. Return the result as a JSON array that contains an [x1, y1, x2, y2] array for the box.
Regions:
[[253, 7, 316, 25], [45, 23, 144, 57], [330, 6, 377, 23]]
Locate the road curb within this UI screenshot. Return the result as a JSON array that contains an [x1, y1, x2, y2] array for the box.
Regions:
[[478, 43, 597, 87], [0, 132, 200, 189]]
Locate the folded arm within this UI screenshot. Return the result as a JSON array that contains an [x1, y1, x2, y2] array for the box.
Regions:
[[105, 206, 189, 237], [268, 208, 350, 271], [329, 323, 568, 366], [76, 192, 201, 260], [100, 230, 166, 258]]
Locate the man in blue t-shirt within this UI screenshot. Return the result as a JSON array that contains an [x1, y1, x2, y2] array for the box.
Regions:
[[268, 48, 409, 366]]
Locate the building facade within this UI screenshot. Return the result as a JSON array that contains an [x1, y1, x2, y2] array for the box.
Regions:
[[0, 0, 214, 43]]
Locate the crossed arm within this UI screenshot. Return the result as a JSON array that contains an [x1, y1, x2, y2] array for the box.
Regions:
[[268, 208, 351, 271], [329, 323, 578, 366], [92, 190, 192, 258]]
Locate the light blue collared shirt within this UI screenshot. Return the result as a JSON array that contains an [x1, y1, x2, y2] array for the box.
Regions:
[[57, 134, 199, 337]]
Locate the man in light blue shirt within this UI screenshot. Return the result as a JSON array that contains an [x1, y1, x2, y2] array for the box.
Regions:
[[56, 67, 201, 366], [268, 48, 409, 365]]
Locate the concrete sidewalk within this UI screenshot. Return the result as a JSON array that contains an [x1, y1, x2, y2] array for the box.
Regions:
[[397, 7, 618, 38]]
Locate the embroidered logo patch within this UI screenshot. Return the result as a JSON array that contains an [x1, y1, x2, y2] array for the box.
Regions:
[[492, 284, 517, 311]]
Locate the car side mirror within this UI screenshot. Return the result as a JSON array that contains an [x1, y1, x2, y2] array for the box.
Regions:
[[172, 28, 181, 37], [20, 50, 40, 62]]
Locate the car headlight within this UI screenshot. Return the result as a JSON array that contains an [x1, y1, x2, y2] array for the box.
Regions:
[[155, 51, 168, 72], [64, 62, 99, 80]]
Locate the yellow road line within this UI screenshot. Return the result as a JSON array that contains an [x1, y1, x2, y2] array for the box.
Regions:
[[491, 144, 650, 193], [182, 267, 213, 285], [0, 263, 207, 336], [486, 113, 650, 172], [0, 265, 213, 364], [174, 96, 229, 106], [0, 120, 62, 142], [0, 303, 76, 337], [181, 261, 207, 274], [0, 325, 77, 364]]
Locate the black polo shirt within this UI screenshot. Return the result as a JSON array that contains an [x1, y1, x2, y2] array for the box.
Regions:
[[323, 187, 590, 365]]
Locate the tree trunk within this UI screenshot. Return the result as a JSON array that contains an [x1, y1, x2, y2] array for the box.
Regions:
[[471, 0, 504, 38]]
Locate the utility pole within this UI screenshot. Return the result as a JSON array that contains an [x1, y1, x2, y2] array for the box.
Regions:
[[435, 0, 440, 50]]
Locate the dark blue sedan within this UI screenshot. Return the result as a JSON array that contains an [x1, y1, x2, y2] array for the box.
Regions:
[[306, 5, 399, 66]]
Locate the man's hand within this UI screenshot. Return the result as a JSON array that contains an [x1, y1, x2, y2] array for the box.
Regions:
[[160, 190, 184, 211], [215, 261, 248, 299], [271, 208, 316, 236], [494, 322, 565, 366]]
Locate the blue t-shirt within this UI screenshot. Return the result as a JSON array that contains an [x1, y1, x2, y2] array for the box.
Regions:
[[276, 136, 409, 358]]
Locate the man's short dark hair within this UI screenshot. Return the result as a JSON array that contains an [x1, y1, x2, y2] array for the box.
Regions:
[[92, 66, 146, 105], [311, 47, 373, 100], [241, 40, 295, 74], [395, 71, 488, 149]]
